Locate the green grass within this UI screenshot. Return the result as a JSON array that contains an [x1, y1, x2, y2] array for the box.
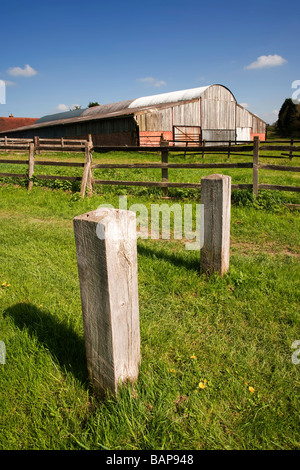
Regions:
[[0, 146, 299, 202], [0, 179, 299, 450]]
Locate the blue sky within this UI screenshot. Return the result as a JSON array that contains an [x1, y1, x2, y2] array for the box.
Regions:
[[0, 0, 299, 123]]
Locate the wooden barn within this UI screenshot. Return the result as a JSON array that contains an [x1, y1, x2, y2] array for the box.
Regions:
[[0, 85, 266, 147]]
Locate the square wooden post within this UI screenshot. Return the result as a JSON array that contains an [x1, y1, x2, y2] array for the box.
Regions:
[[160, 141, 169, 197], [200, 174, 231, 276], [28, 143, 35, 191], [253, 136, 259, 197], [80, 142, 93, 197], [73, 208, 141, 398]]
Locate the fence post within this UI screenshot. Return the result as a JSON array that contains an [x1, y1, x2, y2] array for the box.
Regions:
[[202, 139, 206, 158], [200, 174, 231, 276], [34, 136, 40, 155], [253, 136, 259, 197], [87, 142, 93, 197], [28, 143, 35, 191], [227, 140, 231, 159], [161, 140, 169, 197], [289, 138, 294, 160], [73, 208, 141, 398], [80, 142, 93, 197]]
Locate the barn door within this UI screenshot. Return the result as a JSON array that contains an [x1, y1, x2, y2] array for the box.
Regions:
[[173, 126, 201, 146]]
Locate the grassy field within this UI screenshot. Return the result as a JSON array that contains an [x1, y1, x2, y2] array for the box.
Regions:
[[0, 143, 299, 200], [0, 149, 299, 450]]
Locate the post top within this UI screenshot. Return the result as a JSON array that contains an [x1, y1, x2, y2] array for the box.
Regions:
[[73, 208, 136, 224], [201, 173, 231, 181]]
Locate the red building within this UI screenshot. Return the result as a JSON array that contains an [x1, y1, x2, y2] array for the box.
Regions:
[[0, 114, 38, 133]]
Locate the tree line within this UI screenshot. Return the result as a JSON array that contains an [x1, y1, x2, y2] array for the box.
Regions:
[[275, 98, 300, 137]]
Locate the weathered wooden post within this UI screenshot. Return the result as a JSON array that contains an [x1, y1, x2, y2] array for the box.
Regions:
[[202, 139, 206, 158], [200, 174, 231, 276], [73, 208, 141, 398], [28, 143, 35, 191], [80, 142, 93, 197], [160, 140, 169, 197], [253, 136, 259, 197], [34, 136, 40, 155]]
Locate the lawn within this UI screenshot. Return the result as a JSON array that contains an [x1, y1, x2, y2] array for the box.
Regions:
[[0, 149, 299, 450]]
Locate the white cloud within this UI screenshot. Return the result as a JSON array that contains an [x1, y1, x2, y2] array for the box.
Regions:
[[7, 64, 37, 77], [56, 104, 70, 111], [239, 102, 249, 108], [245, 54, 287, 70], [138, 77, 167, 87], [55, 103, 82, 112]]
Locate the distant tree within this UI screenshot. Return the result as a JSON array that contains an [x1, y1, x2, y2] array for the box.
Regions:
[[276, 98, 300, 137], [71, 105, 82, 110], [88, 101, 100, 108]]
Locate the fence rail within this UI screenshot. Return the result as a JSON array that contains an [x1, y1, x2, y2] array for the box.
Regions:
[[0, 137, 299, 197]]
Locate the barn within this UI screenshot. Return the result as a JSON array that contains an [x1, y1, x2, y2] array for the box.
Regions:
[[0, 84, 266, 147]]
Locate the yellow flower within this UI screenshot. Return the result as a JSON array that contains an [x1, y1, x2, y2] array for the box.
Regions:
[[198, 382, 206, 389], [190, 355, 196, 359], [249, 386, 255, 393], [170, 369, 175, 373], [1, 282, 10, 288]]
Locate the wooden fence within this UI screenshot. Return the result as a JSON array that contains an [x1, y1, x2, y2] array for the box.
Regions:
[[0, 137, 93, 196], [0, 137, 299, 197]]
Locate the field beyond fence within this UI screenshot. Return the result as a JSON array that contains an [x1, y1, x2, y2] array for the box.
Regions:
[[0, 136, 300, 199]]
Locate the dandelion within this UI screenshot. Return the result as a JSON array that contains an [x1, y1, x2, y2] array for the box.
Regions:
[[170, 369, 176, 373], [1, 282, 10, 288], [198, 382, 206, 389], [190, 355, 196, 359], [249, 386, 255, 393]]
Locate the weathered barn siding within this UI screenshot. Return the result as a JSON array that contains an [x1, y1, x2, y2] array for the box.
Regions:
[[201, 85, 236, 131], [135, 99, 202, 145], [136, 107, 172, 132], [4, 116, 138, 146], [236, 104, 265, 140], [173, 100, 201, 127]]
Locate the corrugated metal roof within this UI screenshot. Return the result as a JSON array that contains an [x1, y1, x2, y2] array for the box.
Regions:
[[36, 108, 85, 124], [34, 87, 213, 126], [128, 86, 211, 109], [82, 99, 135, 117]]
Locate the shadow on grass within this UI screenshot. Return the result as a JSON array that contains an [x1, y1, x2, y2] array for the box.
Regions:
[[4, 302, 88, 386], [137, 242, 201, 273]]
